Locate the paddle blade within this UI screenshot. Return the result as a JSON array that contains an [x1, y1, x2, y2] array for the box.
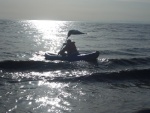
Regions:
[[67, 30, 86, 38]]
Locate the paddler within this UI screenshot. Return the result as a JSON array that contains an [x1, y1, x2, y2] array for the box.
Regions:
[[58, 39, 79, 56]]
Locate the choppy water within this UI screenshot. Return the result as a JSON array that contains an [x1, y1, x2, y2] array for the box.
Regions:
[[0, 20, 150, 113]]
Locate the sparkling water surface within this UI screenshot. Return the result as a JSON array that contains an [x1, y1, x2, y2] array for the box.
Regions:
[[0, 20, 150, 113]]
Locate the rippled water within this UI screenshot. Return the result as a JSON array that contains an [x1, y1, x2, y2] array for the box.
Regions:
[[0, 20, 150, 113]]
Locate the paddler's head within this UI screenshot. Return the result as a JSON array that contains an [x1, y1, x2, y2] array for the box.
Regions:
[[67, 39, 71, 43]]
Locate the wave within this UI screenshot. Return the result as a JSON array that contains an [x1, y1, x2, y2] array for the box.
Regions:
[[1, 68, 150, 84], [0, 57, 150, 71], [86, 68, 150, 81], [109, 57, 150, 66], [0, 60, 74, 71], [50, 68, 150, 82]]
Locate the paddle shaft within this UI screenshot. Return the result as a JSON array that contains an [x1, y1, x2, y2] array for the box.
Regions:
[[58, 36, 68, 54]]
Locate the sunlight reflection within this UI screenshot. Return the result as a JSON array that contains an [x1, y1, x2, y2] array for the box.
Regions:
[[29, 20, 67, 39], [35, 81, 72, 112], [36, 96, 61, 107], [71, 70, 90, 77], [27, 20, 68, 54]]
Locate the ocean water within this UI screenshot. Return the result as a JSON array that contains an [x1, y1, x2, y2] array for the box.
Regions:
[[0, 20, 150, 113]]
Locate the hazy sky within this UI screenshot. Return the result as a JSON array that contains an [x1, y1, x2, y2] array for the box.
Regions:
[[0, 0, 150, 23]]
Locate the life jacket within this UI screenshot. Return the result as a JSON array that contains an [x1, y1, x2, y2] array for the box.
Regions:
[[65, 42, 79, 55]]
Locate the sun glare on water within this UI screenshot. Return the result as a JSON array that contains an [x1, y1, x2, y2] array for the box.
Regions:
[[28, 20, 69, 53], [35, 81, 72, 112], [29, 20, 67, 39]]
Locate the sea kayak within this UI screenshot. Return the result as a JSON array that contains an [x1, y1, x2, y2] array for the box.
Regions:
[[45, 51, 99, 61]]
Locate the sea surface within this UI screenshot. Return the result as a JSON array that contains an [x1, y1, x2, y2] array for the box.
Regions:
[[0, 20, 150, 113]]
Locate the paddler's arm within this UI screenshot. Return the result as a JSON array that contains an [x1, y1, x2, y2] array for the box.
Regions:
[[58, 43, 67, 55]]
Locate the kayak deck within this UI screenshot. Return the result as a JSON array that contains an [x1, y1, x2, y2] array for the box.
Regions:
[[45, 51, 99, 61]]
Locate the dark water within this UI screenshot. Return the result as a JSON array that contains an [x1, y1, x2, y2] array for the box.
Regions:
[[0, 20, 150, 113]]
